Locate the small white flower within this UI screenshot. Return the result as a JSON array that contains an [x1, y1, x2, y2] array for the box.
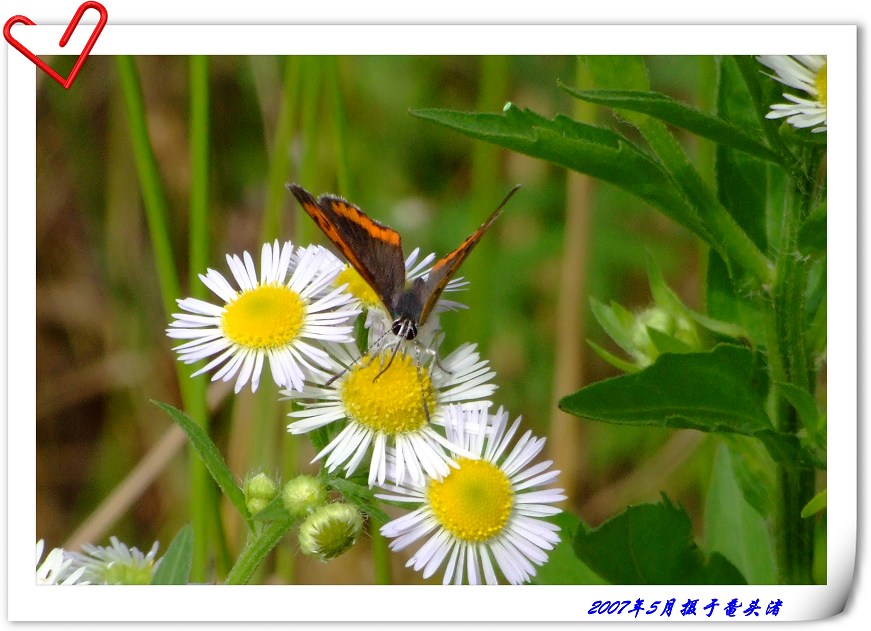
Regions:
[[284, 340, 497, 487], [757, 55, 827, 133], [377, 406, 566, 585], [335, 247, 467, 343], [64, 536, 160, 585], [167, 241, 359, 393], [36, 540, 88, 585]]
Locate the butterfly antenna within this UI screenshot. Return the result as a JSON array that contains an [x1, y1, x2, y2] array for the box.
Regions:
[[489, 183, 522, 221], [323, 326, 393, 386]]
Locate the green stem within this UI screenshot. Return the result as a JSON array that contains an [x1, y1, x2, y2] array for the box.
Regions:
[[186, 55, 215, 582], [766, 151, 819, 584], [370, 525, 391, 585], [639, 119, 774, 287], [116, 57, 181, 315], [117, 56, 215, 580], [225, 517, 296, 585]]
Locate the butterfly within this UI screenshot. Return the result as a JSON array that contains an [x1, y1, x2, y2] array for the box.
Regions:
[[287, 183, 520, 345]]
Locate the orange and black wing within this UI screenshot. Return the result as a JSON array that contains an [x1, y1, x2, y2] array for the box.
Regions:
[[416, 184, 521, 324], [287, 184, 407, 315]]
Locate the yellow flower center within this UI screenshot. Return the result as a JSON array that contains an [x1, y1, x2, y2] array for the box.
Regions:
[[220, 284, 305, 349], [336, 266, 383, 311], [815, 62, 827, 107], [340, 351, 435, 434], [427, 458, 514, 543]]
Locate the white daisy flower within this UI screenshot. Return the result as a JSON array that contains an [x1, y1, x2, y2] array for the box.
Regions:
[[376, 406, 566, 585], [36, 540, 88, 585], [167, 240, 359, 393], [284, 340, 497, 487], [334, 247, 468, 343], [757, 55, 827, 133], [64, 536, 160, 585]]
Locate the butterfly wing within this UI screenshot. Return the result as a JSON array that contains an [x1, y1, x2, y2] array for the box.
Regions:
[[416, 184, 521, 324], [288, 184, 407, 315]]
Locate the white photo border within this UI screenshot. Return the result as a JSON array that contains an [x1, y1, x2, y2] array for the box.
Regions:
[[6, 23, 856, 622]]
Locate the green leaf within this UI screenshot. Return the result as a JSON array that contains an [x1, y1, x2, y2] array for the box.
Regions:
[[561, 345, 767, 432], [573, 495, 746, 584], [715, 57, 769, 252], [775, 381, 820, 431], [801, 489, 827, 518], [560, 87, 781, 165], [704, 443, 777, 583], [589, 297, 636, 357], [328, 475, 389, 525], [779, 120, 828, 146], [586, 338, 640, 374], [153, 400, 252, 525], [717, 434, 778, 519], [252, 494, 292, 522], [559, 345, 810, 466], [706, 251, 767, 347], [798, 202, 827, 256], [411, 105, 705, 238], [151, 524, 193, 585], [646, 326, 693, 355], [646, 252, 748, 341], [532, 512, 607, 585]]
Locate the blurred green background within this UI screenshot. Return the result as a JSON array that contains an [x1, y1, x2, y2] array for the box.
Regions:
[[36, 55, 712, 583]]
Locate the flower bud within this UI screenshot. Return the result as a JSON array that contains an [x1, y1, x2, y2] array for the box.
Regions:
[[281, 474, 328, 519], [297, 503, 364, 562], [244, 472, 279, 516]]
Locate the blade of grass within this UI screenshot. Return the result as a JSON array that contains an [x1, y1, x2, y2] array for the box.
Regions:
[[116, 56, 216, 581], [462, 55, 510, 350], [187, 55, 231, 579], [260, 56, 303, 244], [328, 56, 352, 197]]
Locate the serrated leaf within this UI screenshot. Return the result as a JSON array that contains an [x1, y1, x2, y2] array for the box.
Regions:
[[705, 443, 777, 583], [153, 400, 252, 525], [559, 345, 811, 466], [560, 87, 781, 165], [532, 512, 607, 585], [151, 524, 193, 585], [411, 105, 705, 238], [573, 495, 746, 584]]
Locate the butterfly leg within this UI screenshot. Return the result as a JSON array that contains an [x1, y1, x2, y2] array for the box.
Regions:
[[416, 329, 452, 377], [373, 334, 404, 381], [416, 359, 432, 423]]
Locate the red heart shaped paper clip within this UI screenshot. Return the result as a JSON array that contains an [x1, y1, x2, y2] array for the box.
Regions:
[[4, 1, 108, 90]]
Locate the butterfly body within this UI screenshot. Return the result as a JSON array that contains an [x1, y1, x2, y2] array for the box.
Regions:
[[287, 183, 519, 342]]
